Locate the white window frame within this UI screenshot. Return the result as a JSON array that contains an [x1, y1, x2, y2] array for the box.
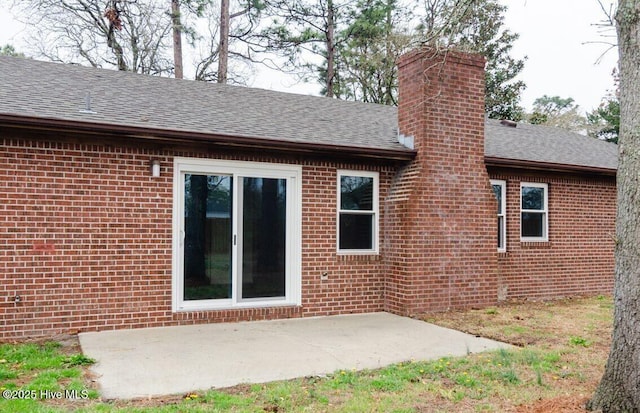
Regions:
[[520, 182, 548, 242], [491, 179, 507, 252], [336, 170, 379, 255], [172, 157, 302, 312]]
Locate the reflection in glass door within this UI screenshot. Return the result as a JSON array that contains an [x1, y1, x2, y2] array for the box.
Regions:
[[181, 173, 288, 303], [183, 174, 233, 300], [239, 177, 287, 300]]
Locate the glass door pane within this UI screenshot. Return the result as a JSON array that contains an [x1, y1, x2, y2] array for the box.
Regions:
[[240, 177, 287, 299], [183, 174, 233, 300]]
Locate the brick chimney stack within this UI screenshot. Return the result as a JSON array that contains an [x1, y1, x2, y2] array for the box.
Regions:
[[384, 48, 499, 315]]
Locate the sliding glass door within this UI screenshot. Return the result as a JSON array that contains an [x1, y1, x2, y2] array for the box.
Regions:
[[183, 174, 233, 301], [173, 159, 301, 311], [239, 177, 287, 300]]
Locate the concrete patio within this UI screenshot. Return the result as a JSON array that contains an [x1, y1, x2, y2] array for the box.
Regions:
[[79, 312, 510, 399]]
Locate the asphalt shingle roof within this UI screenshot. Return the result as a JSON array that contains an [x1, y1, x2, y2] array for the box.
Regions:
[[0, 56, 619, 172], [485, 119, 618, 171], [0, 56, 403, 152]]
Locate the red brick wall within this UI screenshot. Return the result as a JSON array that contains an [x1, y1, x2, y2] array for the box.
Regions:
[[389, 48, 499, 315], [490, 169, 616, 299], [300, 164, 394, 317], [0, 138, 173, 339], [0, 136, 393, 339]]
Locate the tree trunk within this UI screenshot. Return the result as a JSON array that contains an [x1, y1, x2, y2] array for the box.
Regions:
[[384, 0, 394, 105], [326, 0, 335, 97], [218, 0, 230, 83], [105, 1, 127, 71], [171, 0, 183, 79], [587, 1, 640, 411]]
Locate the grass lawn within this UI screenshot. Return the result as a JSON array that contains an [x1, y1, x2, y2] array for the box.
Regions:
[[0, 296, 613, 412]]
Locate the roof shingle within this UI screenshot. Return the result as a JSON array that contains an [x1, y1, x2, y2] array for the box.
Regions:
[[485, 119, 618, 171], [0, 56, 404, 152], [0, 56, 618, 172]]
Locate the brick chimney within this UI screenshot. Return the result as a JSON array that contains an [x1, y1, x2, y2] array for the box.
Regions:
[[384, 48, 498, 315]]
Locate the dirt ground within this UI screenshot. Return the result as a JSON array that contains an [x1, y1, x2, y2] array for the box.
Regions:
[[424, 296, 612, 413]]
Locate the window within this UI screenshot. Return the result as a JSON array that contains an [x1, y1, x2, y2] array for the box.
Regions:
[[491, 180, 506, 252], [337, 171, 379, 254], [172, 158, 302, 311], [520, 183, 548, 241]]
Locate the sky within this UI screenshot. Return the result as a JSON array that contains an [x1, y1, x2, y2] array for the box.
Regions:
[[501, 0, 618, 112], [0, 1, 619, 114]]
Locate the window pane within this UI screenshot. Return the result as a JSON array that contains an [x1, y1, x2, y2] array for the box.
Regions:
[[340, 176, 373, 211], [492, 184, 503, 214], [339, 213, 373, 250], [522, 186, 544, 210], [498, 216, 505, 249], [184, 174, 233, 300], [241, 177, 287, 299], [522, 212, 544, 238]]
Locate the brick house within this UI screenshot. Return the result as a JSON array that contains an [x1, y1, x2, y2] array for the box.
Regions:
[[0, 48, 618, 339]]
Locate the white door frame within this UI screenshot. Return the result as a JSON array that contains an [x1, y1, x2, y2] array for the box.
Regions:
[[172, 157, 302, 312]]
